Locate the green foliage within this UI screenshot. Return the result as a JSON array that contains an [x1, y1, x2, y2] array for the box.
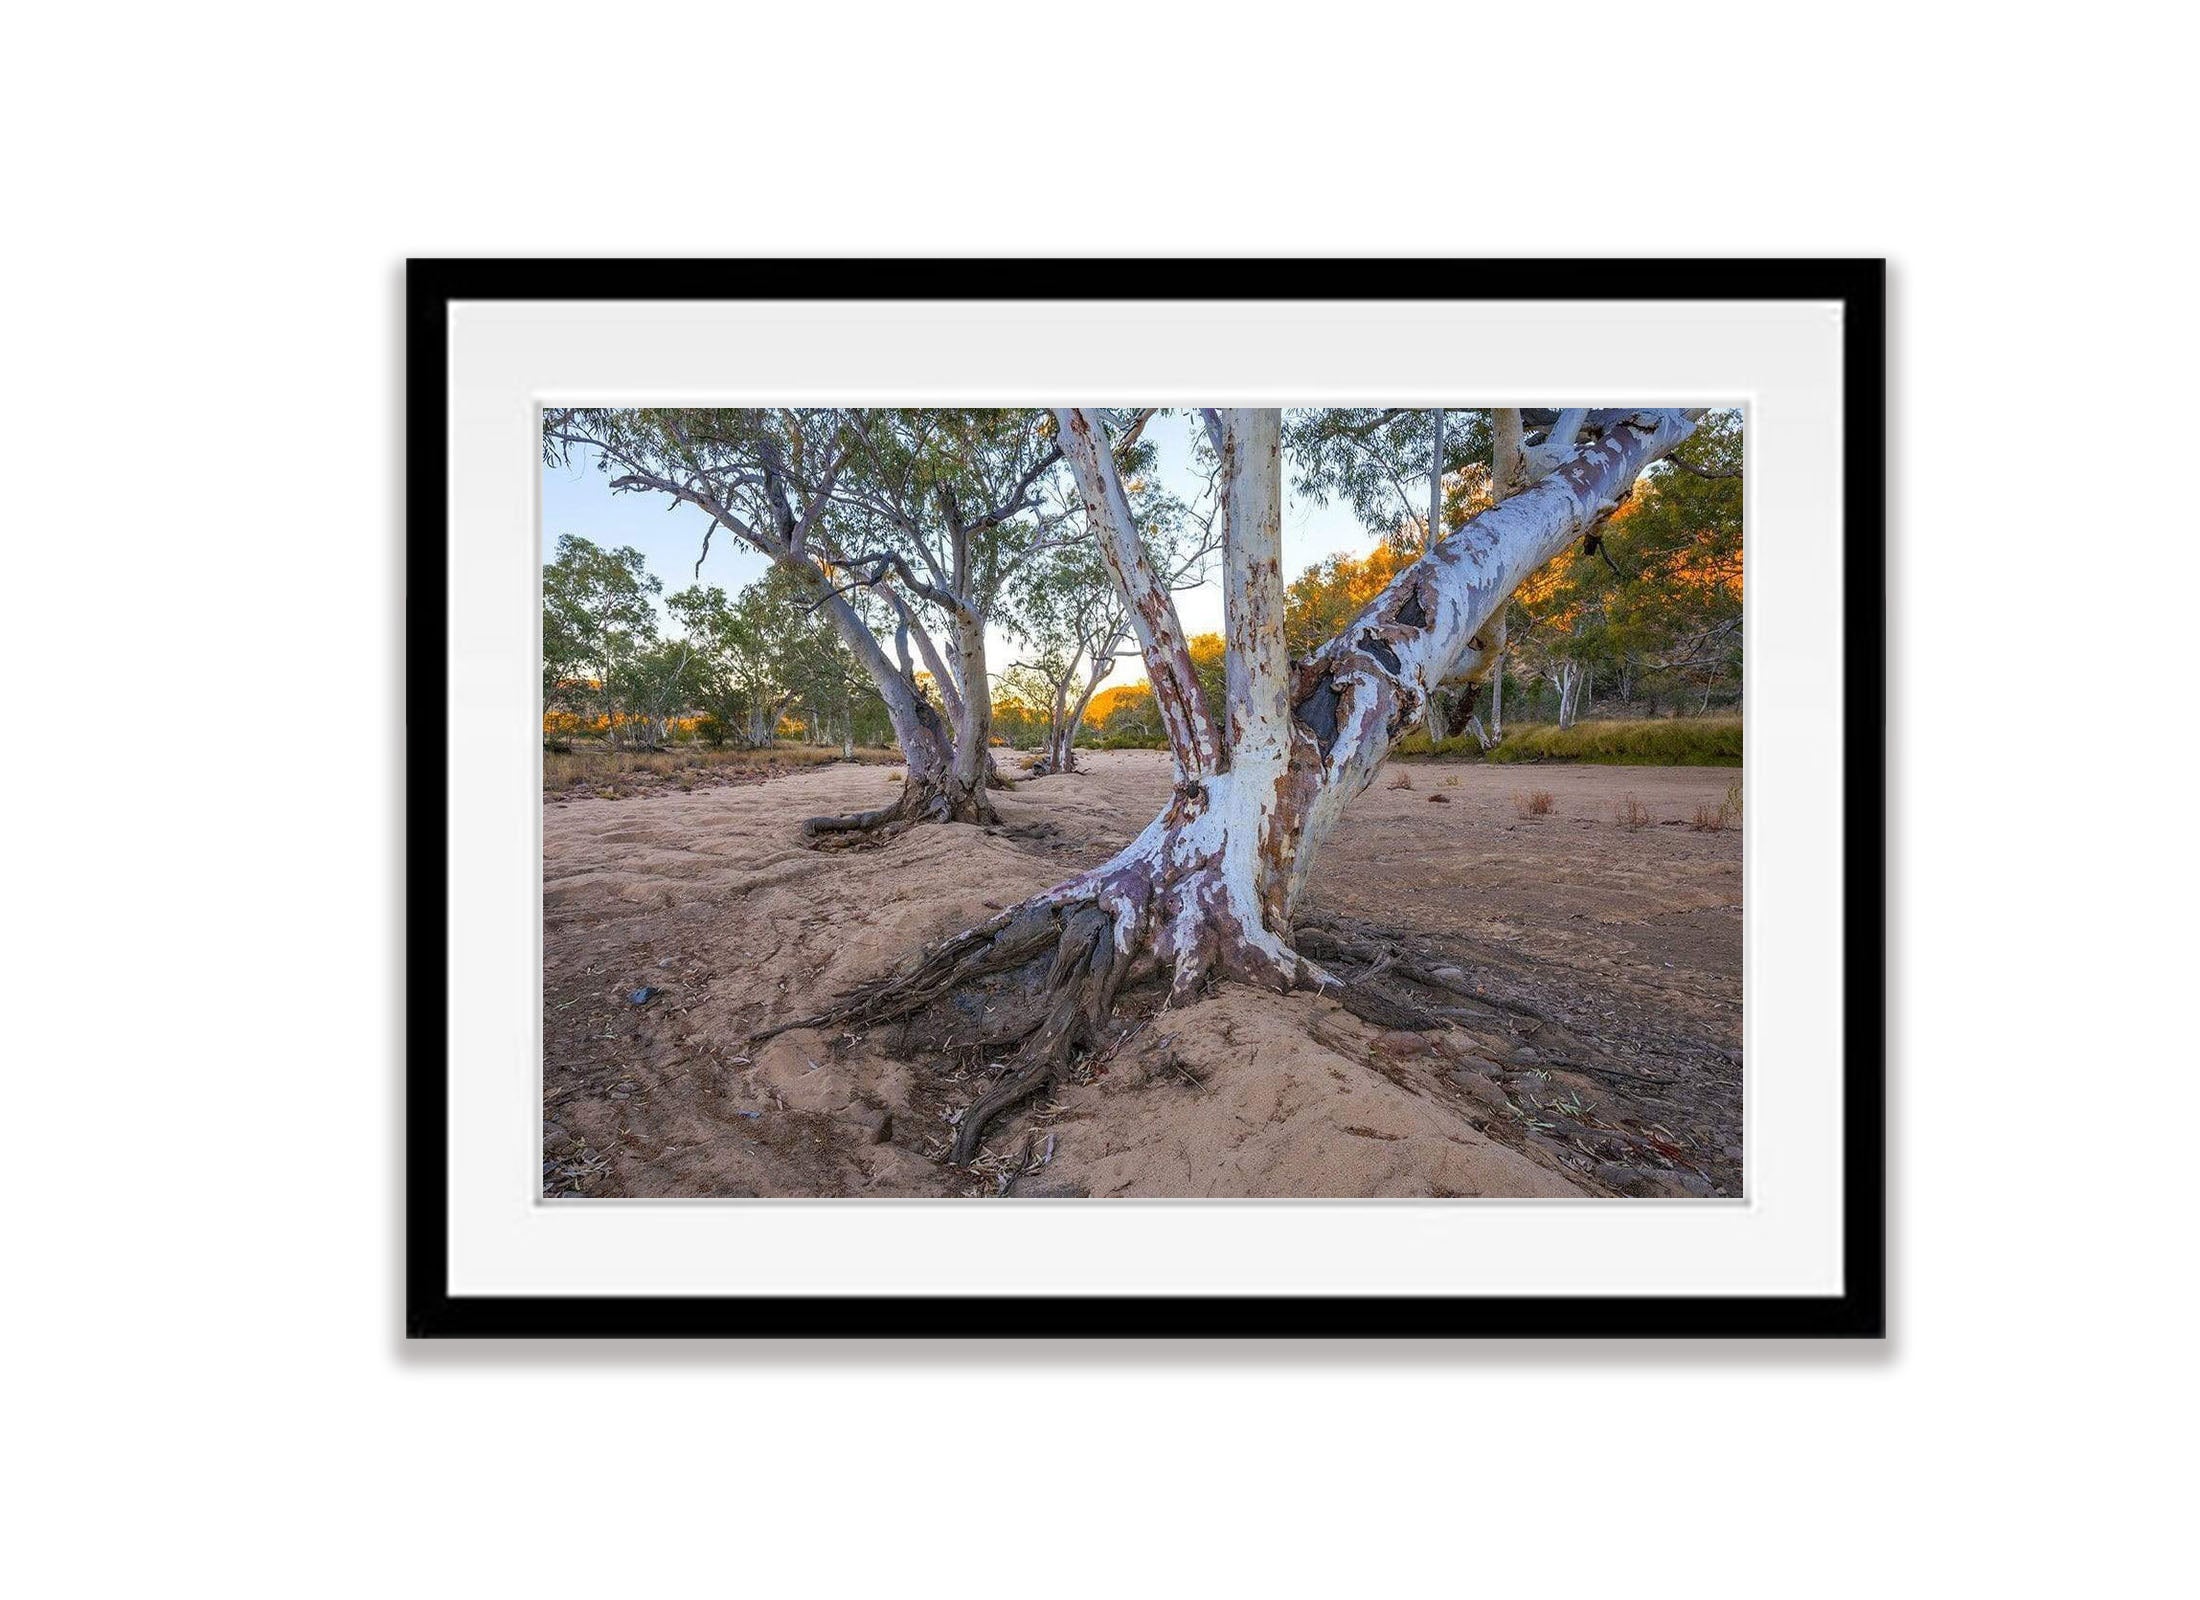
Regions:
[[544, 533, 660, 696], [999, 414, 1215, 756], [543, 533, 666, 738], [1283, 408, 1495, 547], [1283, 543, 1416, 656], [1187, 633, 1226, 732], [991, 662, 1057, 750], [668, 568, 886, 748], [614, 637, 697, 744], [1507, 409, 1744, 717], [823, 407, 1068, 625]]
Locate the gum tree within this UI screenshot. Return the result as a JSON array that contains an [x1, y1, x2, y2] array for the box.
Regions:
[[820, 409, 1081, 812], [1004, 448, 1217, 775], [541, 534, 663, 744], [545, 408, 1121, 838], [779, 405, 1708, 1158], [667, 571, 831, 748]]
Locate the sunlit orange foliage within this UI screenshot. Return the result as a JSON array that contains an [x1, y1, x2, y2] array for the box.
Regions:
[[542, 710, 705, 739], [1086, 683, 1150, 723], [1283, 544, 1415, 654], [991, 687, 1049, 721]]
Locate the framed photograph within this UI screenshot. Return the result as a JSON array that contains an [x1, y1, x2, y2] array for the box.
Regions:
[[407, 258, 1883, 1337]]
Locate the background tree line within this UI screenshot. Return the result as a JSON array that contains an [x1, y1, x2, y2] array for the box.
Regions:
[[541, 407, 1740, 771], [1076, 410, 1742, 749], [543, 534, 894, 755]]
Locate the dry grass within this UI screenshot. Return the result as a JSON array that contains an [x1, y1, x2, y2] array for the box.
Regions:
[[1388, 769, 1413, 790], [1514, 789, 1556, 818], [1616, 793, 1654, 830], [544, 741, 900, 796], [1479, 717, 1742, 767], [1691, 779, 1744, 832]]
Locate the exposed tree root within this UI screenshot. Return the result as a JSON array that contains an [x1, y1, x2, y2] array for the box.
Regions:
[[800, 772, 997, 848], [1295, 913, 1576, 1035], [753, 876, 1506, 1167], [757, 775, 1355, 1161], [753, 888, 1134, 1161], [1335, 982, 1444, 1031]]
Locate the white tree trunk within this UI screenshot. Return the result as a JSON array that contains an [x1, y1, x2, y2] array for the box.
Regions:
[[1555, 662, 1583, 730], [802, 408, 1705, 1161], [1277, 409, 1700, 903], [1044, 408, 1695, 974], [1490, 632, 1505, 740], [1054, 408, 1222, 785], [949, 618, 994, 806]]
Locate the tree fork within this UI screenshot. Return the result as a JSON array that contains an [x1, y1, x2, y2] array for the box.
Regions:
[[768, 407, 1703, 1162]]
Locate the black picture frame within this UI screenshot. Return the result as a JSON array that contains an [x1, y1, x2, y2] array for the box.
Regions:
[[406, 258, 1885, 1339]]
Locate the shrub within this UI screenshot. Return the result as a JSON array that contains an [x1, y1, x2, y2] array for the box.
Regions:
[[1616, 793, 1653, 830], [1693, 778, 1744, 832], [1484, 718, 1742, 767], [1514, 790, 1555, 818]]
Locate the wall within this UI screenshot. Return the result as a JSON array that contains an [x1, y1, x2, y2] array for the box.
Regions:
[[4, 4, 2184, 1595]]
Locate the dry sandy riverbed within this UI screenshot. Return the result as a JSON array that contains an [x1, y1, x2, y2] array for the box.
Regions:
[[544, 749, 1742, 1199]]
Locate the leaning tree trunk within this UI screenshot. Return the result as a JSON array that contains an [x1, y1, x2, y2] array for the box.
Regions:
[[775, 407, 1702, 1157], [799, 583, 972, 843]]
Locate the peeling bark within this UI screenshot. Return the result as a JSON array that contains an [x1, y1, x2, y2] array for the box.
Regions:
[[1277, 409, 1700, 901], [1054, 407, 1222, 785], [782, 407, 1704, 1160]]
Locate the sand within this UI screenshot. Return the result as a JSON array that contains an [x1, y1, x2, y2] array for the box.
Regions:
[[543, 749, 1743, 1199]]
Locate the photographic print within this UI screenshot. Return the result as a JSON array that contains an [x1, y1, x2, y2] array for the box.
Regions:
[[538, 403, 1745, 1201]]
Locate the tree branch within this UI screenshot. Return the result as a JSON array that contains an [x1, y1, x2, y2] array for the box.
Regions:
[[1662, 454, 1741, 481], [1053, 406, 1221, 785]]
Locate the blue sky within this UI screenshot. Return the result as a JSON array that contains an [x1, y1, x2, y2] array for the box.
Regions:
[[540, 411, 1395, 682]]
